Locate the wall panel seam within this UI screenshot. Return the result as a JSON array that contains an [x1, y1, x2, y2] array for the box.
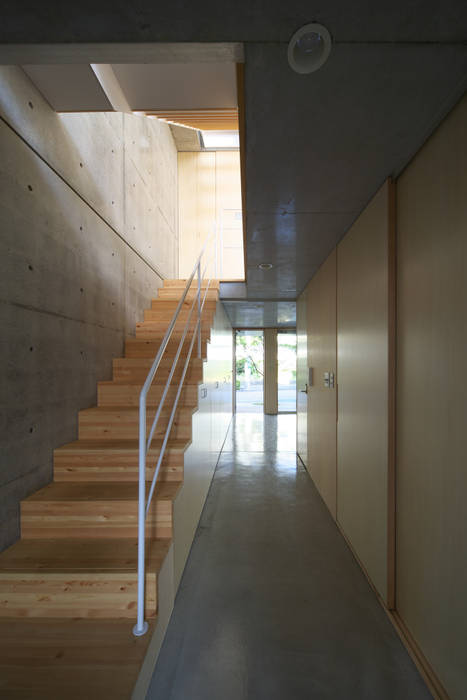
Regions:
[[0, 298, 125, 333], [0, 114, 166, 282]]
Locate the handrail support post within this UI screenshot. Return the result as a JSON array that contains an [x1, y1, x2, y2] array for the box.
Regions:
[[134, 231, 216, 637], [133, 393, 149, 638], [197, 261, 202, 358]]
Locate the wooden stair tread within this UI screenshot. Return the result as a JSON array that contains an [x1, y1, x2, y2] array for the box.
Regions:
[[0, 278, 216, 688], [134, 332, 210, 341], [113, 356, 204, 367], [55, 438, 190, 455], [0, 616, 153, 658], [124, 337, 208, 359], [0, 618, 154, 700], [25, 481, 181, 503], [163, 278, 219, 287], [98, 377, 201, 386], [0, 538, 171, 573], [79, 405, 196, 417], [150, 298, 217, 308]]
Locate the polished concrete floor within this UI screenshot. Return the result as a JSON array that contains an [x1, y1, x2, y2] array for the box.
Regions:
[[147, 414, 431, 700]]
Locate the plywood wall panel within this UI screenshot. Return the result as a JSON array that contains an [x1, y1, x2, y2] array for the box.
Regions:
[[296, 291, 308, 466], [306, 250, 337, 518], [337, 181, 391, 603], [396, 95, 467, 700], [178, 151, 244, 280]]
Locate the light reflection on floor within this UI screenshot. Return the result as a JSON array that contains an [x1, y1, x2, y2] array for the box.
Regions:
[[223, 412, 296, 455], [148, 412, 430, 700]]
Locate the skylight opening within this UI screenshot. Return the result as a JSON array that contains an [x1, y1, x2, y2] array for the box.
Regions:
[[201, 130, 239, 150]]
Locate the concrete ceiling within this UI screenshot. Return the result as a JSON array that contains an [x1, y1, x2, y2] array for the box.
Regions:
[[111, 63, 237, 110], [244, 42, 467, 300], [22, 64, 113, 111], [222, 300, 296, 328], [18, 61, 238, 113], [3, 1, 467, 325], [1, 2, 465, 44]]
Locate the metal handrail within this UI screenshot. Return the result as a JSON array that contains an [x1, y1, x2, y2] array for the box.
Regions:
[[133, 232, 217, 636]]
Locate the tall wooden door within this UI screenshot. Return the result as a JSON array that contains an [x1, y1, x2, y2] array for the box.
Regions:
[[296, 291, 308, 465], [307, 249, 337, 518]]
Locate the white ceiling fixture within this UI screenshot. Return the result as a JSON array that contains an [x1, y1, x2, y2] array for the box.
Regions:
[[287, 23, 332, 74]]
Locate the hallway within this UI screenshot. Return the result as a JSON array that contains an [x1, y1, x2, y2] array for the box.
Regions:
[[147, 414, 430, 699]]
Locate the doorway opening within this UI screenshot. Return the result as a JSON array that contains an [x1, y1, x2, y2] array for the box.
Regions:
[[235, 330, 264, 412], [278, 331, 297, 413]]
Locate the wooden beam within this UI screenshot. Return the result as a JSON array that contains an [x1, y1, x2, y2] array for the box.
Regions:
[[145, 108, 238, 131], [0, 42, 245, 64]]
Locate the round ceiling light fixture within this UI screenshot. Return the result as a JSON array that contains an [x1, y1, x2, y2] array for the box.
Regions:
[[258, 263, 273, 270], [287, 23, 332, 74]]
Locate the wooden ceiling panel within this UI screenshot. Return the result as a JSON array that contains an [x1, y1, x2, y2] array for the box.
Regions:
[[144, 108, 238, 131]]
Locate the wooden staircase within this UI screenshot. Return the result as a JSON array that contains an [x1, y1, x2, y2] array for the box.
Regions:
[[0, 279, 220, 699]]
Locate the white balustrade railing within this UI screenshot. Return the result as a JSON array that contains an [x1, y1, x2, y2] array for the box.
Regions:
[[133, 232, 217, 636]]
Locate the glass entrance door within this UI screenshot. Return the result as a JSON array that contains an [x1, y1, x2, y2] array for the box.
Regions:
[[235, 330, 264, 412]]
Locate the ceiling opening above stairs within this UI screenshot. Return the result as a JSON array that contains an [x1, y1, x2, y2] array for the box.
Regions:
[[19, 44, 282, 326]]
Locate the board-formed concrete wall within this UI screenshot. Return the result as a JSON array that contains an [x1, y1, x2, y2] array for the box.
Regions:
[[0, 67, 178, 551]]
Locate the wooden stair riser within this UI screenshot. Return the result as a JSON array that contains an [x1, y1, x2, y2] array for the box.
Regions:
[[112, 357, 203, 383], [54, 443, 185, 482], [150, 299, 218, 312], [0, 572, 156, 619], [156, 288, 219, 301], [21, 499, 173, 540], [97, 382, 198, 407], [135, 325, 211, 340], [163, 279, 219, 289], [143, 308, 215, 324], [124, 337, 208, 359], [0, 278, 220, 631], [53, 454, 183, 483], [78, 407, 193, 441]]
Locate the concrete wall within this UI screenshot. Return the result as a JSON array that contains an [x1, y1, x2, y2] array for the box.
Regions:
[[0, 67, 178, 551], [396, 94, 467, 699]]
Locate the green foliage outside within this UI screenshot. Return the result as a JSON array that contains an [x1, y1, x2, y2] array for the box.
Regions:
[[235, 333, 264, 381]]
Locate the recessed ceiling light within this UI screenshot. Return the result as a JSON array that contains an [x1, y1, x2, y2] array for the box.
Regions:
[[258, 263, 273, 270], [287, 23, 332, 74]]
